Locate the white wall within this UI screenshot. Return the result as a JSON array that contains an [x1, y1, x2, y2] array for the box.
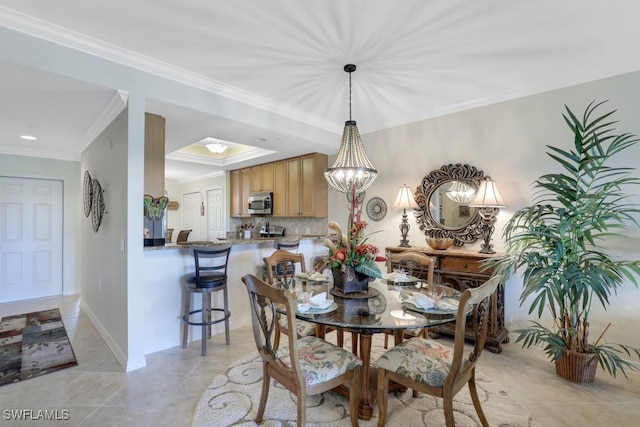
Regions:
[[80, 108, 136, 368], [0, 154, 81, 296], [329, 70, 640, 350]]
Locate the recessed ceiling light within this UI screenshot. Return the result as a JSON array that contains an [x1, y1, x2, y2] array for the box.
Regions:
[[254, 138, 266, 143], [20, 134, 38, 141]]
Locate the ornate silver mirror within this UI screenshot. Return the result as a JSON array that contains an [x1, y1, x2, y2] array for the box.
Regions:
[[414, 163, 492, 246]]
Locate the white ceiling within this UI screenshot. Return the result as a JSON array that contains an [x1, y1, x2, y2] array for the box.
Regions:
[[1, 0, 640, 182]]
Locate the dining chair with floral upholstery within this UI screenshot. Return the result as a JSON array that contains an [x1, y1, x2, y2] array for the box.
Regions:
[[383, 250, 436, 348], [263, 250, 317, 350], [375, 275, 501, 427], [242, 274, 362, 427]]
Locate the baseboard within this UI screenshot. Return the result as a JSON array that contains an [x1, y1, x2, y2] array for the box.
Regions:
[[80, 298, 146, 372]]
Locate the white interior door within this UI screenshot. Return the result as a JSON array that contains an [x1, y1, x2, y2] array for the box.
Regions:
[[182, 192, 203, 241], [0, 177, 63, 303], [207, 188, 224, 240]]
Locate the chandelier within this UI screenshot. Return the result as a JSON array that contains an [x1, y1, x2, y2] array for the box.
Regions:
[[324, 64, 377, 194], [445, 181, 476, 204]]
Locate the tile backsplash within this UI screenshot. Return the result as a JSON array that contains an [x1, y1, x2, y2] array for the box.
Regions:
[[229, 217, 327, 237]]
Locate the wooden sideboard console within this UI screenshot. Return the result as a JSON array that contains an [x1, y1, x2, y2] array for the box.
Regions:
[[385, 246, 509, 353]]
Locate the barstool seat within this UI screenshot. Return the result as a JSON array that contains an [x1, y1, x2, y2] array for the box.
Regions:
[[181, 244, 232, 356]]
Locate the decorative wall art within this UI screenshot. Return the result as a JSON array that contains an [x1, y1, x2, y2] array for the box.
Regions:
[[91, 179, 105, 233], [83, 170, 93, 217], [366, 197, 387, 221]]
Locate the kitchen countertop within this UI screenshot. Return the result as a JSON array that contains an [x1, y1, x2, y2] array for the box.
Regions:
[[143, 235, 327, 251]]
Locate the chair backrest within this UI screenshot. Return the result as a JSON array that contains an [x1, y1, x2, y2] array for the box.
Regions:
[[166, 228, 174, 243], [275, 238, 301, 252], [263, 249, 306, 285], [447, 275, 501, 383], [388, 251, 435, 284], [190, 244, 232, 283], [176, 229, 192, 243], [242, 274, 305, 390]]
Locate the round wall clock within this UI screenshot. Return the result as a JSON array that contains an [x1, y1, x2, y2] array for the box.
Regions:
[[83, 170, 93, 217], [91, 179, 105, 233], [366, 197, 387, 221]]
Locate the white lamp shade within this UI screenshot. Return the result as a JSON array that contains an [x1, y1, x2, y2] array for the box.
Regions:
[[392, 185, 419, 209], [206, 142, 228, 154], [469, 180, 506, 207]]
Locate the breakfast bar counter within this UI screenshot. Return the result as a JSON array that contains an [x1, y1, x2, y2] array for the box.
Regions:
[[140, 236, 327, 355]]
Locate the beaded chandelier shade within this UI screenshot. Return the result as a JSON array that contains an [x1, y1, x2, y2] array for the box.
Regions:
[[324, 64, 377, 194]]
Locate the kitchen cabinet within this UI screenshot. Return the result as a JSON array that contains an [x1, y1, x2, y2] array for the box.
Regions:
[[282, 153, 328, 217], [385, 246, 508, 353], [250, 163, 274, 192], [230, 168, 251, 217], [272, 160, 287, 216]]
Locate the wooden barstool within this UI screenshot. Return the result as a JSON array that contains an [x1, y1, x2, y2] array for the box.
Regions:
[[181, 244, 232, 356]]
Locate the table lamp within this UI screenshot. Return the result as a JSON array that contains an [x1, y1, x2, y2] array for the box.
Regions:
[[469, 179, 505, 254], [392, 184, 419, 247]]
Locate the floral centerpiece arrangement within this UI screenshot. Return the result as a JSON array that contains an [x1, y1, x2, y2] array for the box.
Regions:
[[320, 191, 386, 293]]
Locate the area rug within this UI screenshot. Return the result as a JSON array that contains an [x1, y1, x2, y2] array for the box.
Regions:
[[193, 337, 540, 427], [0, 308, 78, 386]]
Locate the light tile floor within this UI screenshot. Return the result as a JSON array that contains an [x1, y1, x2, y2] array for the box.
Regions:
[[1, 295, 639, 426]]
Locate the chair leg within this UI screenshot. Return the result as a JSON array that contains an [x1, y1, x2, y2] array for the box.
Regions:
[[256, 364, 270, 423], [384, 332, 389, 349], [201, 290, 210, 356], [349, 367, 361, 427], [469, 372, 490, 427], [223, 286, 230, 345], [351, 332, 358, 354], [296, 393, 306, 427], [181, 287, 190, 349], [336, 329, 344, 347], [443, 390, 455, 427], [376, 368, 389, 427]]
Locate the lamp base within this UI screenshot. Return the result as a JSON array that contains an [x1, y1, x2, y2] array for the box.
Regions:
[[398, 212, 411, 248]]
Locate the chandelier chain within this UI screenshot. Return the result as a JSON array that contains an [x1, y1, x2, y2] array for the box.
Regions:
[[349, 70, 352, 121]]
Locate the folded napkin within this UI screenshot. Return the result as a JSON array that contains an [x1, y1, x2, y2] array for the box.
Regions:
[[297, 271, 327, 281], [309, 292, 332, 309], [406, 294, 434, 309]]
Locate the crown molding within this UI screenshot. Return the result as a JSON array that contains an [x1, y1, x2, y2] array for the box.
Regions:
[[0, 7, 341, 135], [166, 147, 277, 167], [0, 145, 79, 162], [75, 90, 128, 153]]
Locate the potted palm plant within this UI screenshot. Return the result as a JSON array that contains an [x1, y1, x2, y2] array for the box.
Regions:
[[489, 101, 640, 383]]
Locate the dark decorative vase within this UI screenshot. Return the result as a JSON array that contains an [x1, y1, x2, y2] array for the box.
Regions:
[[555, 349, 598, 384], [332, 267, 373, 294]]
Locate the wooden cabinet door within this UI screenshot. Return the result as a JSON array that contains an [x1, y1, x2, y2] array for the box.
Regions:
[[230, 169, 242, 217], [261, 162, 274, 192], [285, 157, 301, 216], [241, 168, 251, 216], [272, 160, 287, 216], [299, 154, 316, 216], [250, 166, 262, 192]]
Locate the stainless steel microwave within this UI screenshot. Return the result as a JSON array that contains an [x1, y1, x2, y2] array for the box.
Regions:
[[248, 192, 272, 215]]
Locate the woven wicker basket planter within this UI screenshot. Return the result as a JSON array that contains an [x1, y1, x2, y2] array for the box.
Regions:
[[555, 349, 598, 384]]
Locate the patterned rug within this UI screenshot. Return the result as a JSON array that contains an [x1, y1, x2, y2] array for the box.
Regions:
[[192, 335, 540, 427], [0, 308, 78, 386]]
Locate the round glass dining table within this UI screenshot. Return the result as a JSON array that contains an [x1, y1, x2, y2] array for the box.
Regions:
[[273, 276, 462, 420]]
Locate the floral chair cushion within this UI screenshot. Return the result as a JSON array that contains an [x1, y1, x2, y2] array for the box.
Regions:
[[278, 314, 316, 337], [375, 337, 453, 388], [276, 336, 363, 387]]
